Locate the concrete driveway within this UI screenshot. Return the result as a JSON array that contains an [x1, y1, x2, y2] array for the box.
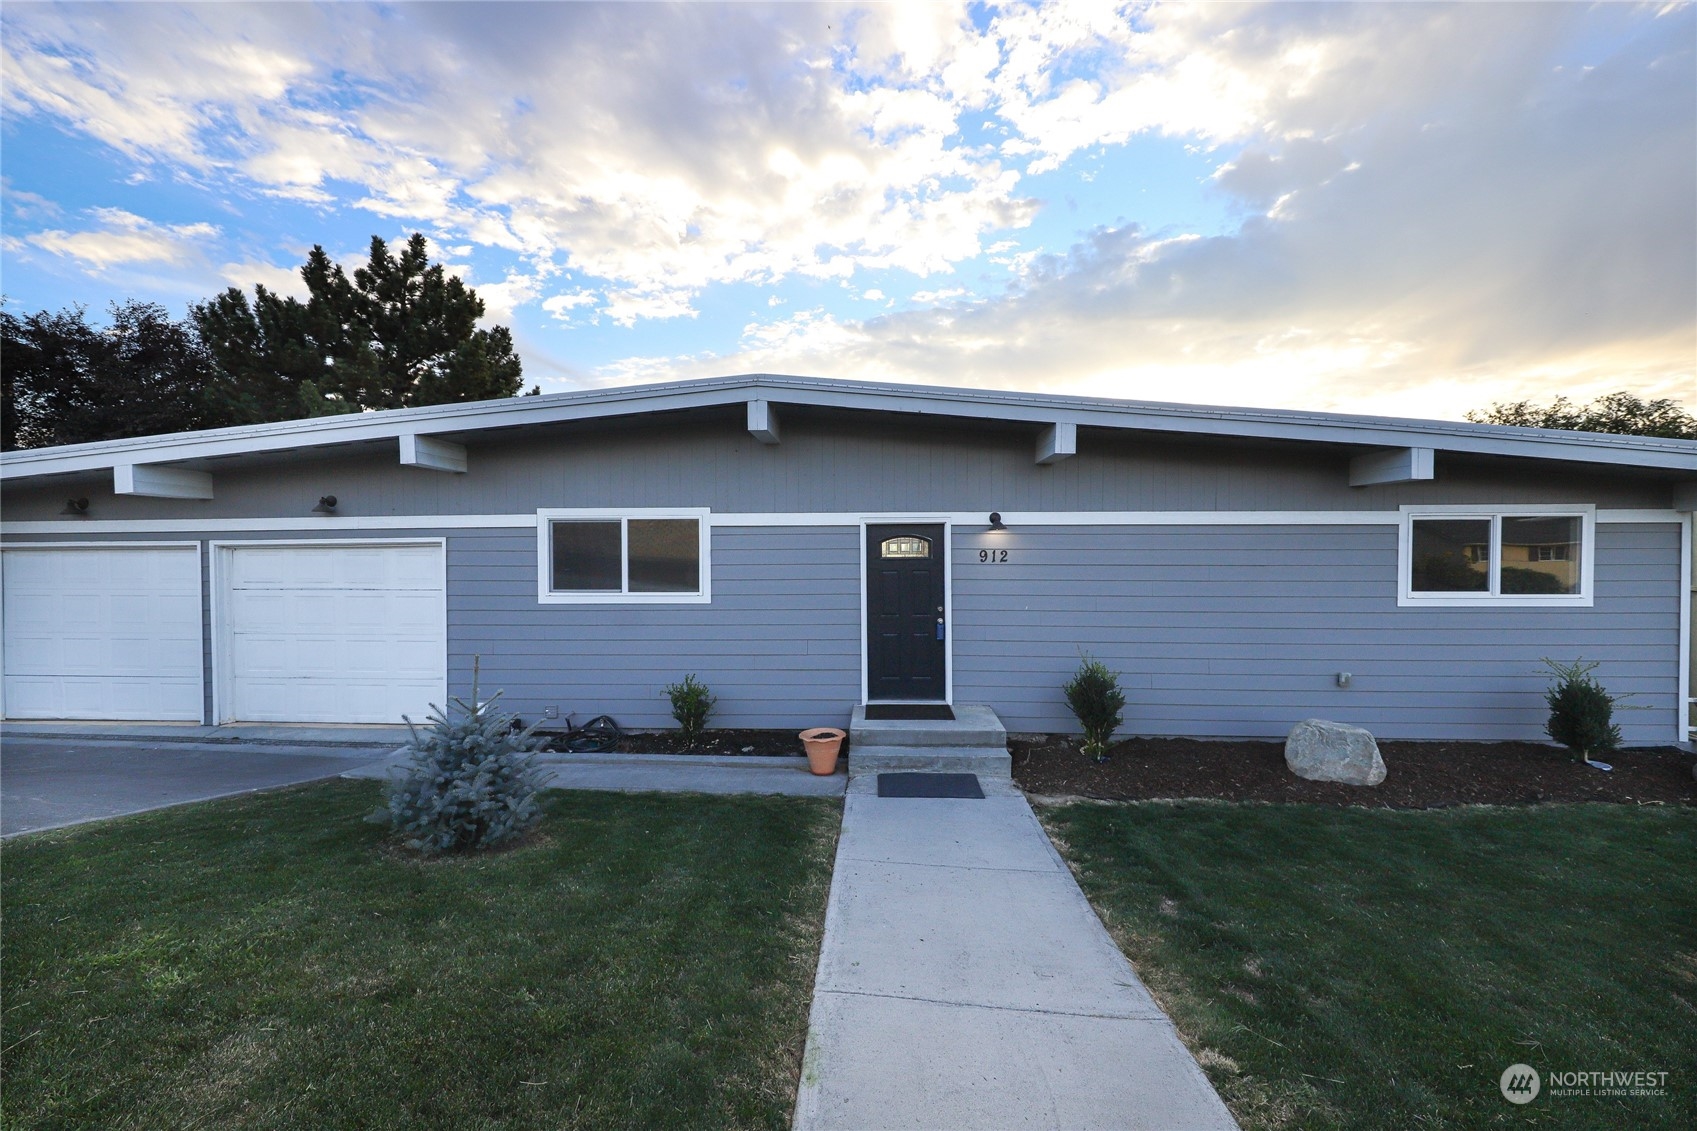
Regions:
[[1, 738, 395, 837]]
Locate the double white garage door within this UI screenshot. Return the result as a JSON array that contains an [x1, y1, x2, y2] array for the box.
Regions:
[[2, 542, 445, 724]]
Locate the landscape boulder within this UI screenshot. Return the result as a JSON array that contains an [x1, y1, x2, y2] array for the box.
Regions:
[[1285, 719, 1387, 786]]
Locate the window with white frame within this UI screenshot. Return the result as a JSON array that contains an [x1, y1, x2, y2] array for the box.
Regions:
[[1399, 507, 1593, 606], [536, 510, 710, 603]]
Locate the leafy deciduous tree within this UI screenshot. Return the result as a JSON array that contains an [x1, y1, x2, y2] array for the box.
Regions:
[[1467, 391, 1696, 439], [1, 301, 240, 450]]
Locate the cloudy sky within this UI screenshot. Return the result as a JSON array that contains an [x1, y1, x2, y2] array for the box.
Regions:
[[3, 1, 1693, 420]]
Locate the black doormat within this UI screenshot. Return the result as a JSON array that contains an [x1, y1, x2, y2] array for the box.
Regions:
[[877, 773, 984, 799], [863, 704, 955, 721]]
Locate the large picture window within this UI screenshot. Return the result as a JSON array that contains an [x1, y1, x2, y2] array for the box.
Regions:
[[1399, 506, 1592, 607], [537, 510, 709, 603]]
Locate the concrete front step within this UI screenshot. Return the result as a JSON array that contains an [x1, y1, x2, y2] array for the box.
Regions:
[[849, 703, 1007, 748], [848, 704, 1011, 779], [847, 744, 1012, 778]]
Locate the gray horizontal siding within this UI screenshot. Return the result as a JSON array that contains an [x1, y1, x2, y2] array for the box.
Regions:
[[3, 521, 1682, 744], [953, 523, 1681, 744], [449, 526, 861, 731]]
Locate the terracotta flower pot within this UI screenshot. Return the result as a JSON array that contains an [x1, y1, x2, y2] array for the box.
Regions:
[[798, 727, 845, 775]]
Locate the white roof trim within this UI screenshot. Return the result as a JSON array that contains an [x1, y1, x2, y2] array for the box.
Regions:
[[3, 373, 1693, 481]]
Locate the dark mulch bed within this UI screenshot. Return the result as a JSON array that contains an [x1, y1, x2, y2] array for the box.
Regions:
[[611, 728, 808, 758], [1012, 735, 1697, 808]]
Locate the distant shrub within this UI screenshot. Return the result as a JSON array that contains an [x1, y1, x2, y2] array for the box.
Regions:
[[1063, 655, 1125, 762], [1500, 567, 1569, 595], [1413, 553, 1486, 592], [664, 674, 716, 748], [1540, 658, 1623, 760], [385, 662, 548, 855]]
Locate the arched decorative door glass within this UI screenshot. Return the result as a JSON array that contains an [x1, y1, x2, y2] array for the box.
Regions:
[[880, 536, 931, 559]]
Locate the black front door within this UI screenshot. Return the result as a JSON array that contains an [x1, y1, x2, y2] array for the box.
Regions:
[[866, 523, 946, 701]]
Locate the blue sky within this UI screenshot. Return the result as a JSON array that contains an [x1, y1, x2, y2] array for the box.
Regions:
[[3, 1, 1692, 419]]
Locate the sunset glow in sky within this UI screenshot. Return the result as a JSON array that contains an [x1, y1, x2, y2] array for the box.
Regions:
[[3, 2, 1693, 420]]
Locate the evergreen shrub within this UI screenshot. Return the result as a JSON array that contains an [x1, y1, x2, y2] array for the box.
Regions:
[[385, 664, 548, 855], [1541, 657, 1623, 760], [1063, 655, 1126, 762], [664, 674, 716, 748]]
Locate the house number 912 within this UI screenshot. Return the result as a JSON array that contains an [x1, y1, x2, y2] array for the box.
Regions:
[[979, 549, 1008, 563]]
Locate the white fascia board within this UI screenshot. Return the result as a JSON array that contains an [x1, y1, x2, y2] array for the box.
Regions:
[[113, 463, 214, 499], [1035, 422, 1077, 464], [0, 507, 1677, 538], [399, 434, 467, 473], [6, 372, 1696, 481], [1349, 447, 1435, 487], [746, 399, 780, 444]]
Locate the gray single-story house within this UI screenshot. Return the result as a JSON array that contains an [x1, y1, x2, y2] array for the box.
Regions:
[[2, 374, 1692, 745]]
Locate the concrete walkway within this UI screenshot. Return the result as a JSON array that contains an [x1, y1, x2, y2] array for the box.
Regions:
[[2, 723, 841, 798], [343, 749, 845, 797], [793, 776, 1238, 1130]]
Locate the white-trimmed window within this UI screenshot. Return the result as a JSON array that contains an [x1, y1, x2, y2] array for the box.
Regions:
[[536, 509, 710, 604], [1398, 505, 1594, 607]]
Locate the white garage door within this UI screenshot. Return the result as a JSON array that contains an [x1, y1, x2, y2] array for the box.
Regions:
[[2, 544, 203, 721], [220, 542, 445, 724]]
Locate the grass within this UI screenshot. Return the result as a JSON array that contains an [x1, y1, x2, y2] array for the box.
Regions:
[[1, 780, 839, 1130], [1040, 801, 1696, 1130]]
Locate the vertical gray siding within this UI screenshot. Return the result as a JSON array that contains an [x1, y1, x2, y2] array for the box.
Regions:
[[449, 525, 862, 731], [952, 523, 1681, 745]]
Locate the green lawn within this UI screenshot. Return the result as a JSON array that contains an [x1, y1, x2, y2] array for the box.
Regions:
[[1041, 801, 1695, 1130], [1, 781, 839, 1130]]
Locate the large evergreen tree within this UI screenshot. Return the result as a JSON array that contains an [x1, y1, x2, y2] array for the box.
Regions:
[[193, 234, 527, 415], [2, 234, 534, 450], [1, 301, 240, 450], [189, 250, 358, 422]]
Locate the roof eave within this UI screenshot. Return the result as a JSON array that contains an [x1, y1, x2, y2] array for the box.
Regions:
[[1, 373, 1692, 481]]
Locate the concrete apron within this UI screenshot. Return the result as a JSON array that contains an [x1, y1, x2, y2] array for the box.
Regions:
[[0, 721, 412, 748], [793, 777, 1238, 1130]]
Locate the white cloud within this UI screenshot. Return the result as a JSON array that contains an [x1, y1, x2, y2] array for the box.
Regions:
[[217, 258, 308, 299], [0, 3, 1047, 322], [2, 2, 1690, 416], [738, 307, 860, 355], [1, 178, 62, 219], [541, 289, 599, 322], [627, 3, 1694, 418], [19, 207, 218, 272], [601, 286, 699, 327], [471, 272, 544, 325]]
